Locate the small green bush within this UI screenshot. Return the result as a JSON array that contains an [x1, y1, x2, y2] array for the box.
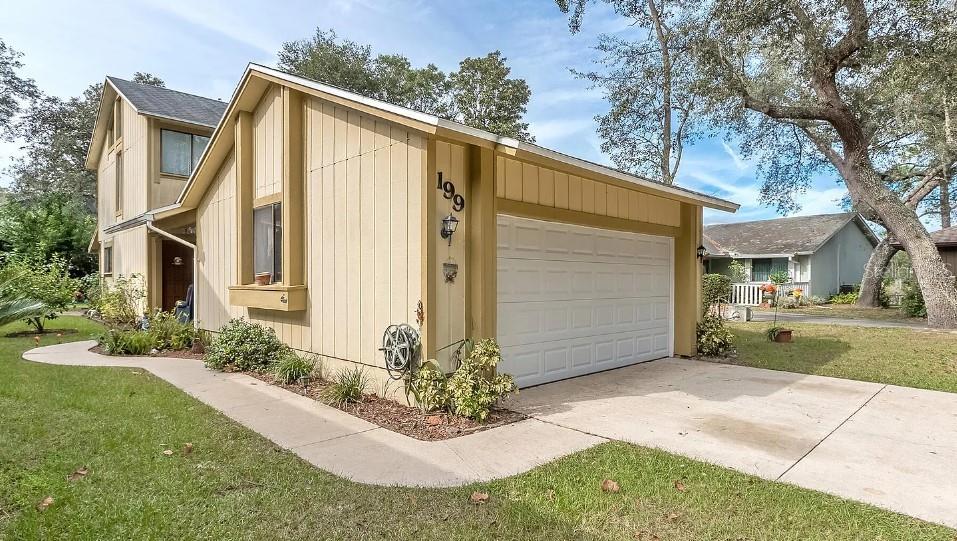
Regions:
[[728, 259, 747, 283], [98, 329, 155, 356], [900, 279, 927, 318], [446, 338, 516, 422], [829, 291, 859, 304], [77, 274, 101, 306], [96, 274, 146, 329], [768, 270, 791, 285], [406, 359, 449, 413], [696, 315, 736, 357], [147, 310, 196, 351], [273, 351, 317, 384], [0, 255, 78, 332], [702, 274, 732, 315], [204, 318, 289, 371], [322, 366, 370, 407]]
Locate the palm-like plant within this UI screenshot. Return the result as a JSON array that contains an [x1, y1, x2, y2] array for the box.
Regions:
[[0, 275, 48, 329]]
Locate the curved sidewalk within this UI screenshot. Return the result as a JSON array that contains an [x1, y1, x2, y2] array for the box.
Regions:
[[23, 341, 604, 487]]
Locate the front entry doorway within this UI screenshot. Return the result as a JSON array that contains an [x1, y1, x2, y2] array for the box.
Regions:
[[161, 240, 193, 312]]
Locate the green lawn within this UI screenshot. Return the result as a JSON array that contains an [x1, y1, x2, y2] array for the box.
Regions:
[[727, 322, 957, 393], [753, 304, 925, 324], [1, 317, 953, 540]]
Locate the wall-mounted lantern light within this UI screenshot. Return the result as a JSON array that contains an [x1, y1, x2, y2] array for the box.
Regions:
[[440, 212, 459, 246], [696, 245, 706, 260]]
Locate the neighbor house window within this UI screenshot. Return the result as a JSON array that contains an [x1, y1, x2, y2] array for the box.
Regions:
[[115, 151, 123, 215], [751, 258, 772, 282], [253, 203, 282, 284], [103, 245, 113, 275], [160, 129, 210, 176]]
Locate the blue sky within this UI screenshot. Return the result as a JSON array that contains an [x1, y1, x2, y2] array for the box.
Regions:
[[0, 0, 850, 224]]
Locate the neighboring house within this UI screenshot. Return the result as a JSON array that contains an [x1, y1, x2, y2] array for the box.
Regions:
[[92, 64, 738, 390], [86, 77, 227, 311], [703, 212, 878, 302], [892, 225, 957, 272]]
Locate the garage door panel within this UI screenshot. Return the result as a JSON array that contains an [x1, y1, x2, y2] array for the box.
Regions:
[[497, 298, 669, 348], [498, 214, 673, 388]]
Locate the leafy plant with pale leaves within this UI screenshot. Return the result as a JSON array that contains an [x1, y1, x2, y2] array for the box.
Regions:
[[446, 338, 516, 422]]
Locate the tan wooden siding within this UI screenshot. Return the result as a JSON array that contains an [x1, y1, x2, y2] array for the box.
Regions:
[[253, 85, 283, 199], [433, 140, 468, 368], [119, 99, 149, 217], [195, 94, 425, 374], [495, 155, 681, 227], [101, 224, 151, 314]]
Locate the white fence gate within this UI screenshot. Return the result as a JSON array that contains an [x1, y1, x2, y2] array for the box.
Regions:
[[730, 282, 811, 306]]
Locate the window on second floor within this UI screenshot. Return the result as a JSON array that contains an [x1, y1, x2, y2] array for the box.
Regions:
[[253, 202, 282, 284], [160, 129, 210, 177], [115, 151, 124, 215]]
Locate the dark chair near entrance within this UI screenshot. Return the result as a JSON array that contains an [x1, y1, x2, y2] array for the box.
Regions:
[[174, 285, 194, 323]]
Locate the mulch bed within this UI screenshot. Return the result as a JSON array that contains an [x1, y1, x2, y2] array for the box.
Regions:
[[8, 328, 80, 338], [88, 344, 205, 360], [247, 371, 525, 441]]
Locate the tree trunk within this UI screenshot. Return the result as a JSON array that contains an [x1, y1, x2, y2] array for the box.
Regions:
[[941, 176, 952, 229], [853, 164, 957, 327], [647, 0, 673, 185], [856, 237, 897, 307]]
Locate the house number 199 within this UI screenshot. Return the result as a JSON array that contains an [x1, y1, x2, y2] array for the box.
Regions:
[[436, 172, 465, 212]]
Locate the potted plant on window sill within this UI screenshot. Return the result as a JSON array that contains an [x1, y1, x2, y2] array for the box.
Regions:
[[254, 272, 272, 286]]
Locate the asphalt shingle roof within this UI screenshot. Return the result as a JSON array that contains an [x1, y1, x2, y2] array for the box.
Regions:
[[703, 212, 872, 256], [107, 76, 226, 128]]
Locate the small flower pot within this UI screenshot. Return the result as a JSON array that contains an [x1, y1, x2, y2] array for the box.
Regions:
[[773, 329, 793, 343], [191, 341, 205, 355], [254, 272, 272, 286]]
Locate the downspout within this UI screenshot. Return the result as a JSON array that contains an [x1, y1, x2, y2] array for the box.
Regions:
[[145, 218, 199, 329]]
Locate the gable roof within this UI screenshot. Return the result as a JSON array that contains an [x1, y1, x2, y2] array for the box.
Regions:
[[84, 77, 227, 170], [172, 63, 740, 214], [703, 212, 879, 257], [891, 225, 957, 248], [106, 77, 227, 127]]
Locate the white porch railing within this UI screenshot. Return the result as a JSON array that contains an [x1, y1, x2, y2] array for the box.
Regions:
[[730, 282, 811, 306]]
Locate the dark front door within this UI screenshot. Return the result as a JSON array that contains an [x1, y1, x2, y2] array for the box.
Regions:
[[162, 240, 193, 312]]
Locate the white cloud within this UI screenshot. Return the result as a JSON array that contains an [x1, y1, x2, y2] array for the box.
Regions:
[[143, 0, 279, 54], [528, 117, 596, 144], [721, 141, 748, 171]]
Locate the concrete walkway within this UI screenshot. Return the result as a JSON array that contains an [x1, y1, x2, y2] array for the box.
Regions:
[[22, 341, 602, 487], [749, 310, 929, 329], [511, 359, 957, 529], [23, 341, 957, 528]]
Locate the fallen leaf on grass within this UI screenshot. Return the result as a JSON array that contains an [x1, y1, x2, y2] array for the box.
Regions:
[[634, 531, 660, 540], [601, 479, 620, 493], [470, 491, 489, 504], [667, 511, 681, 521], [674, 480, 687, 492], [545, 489, 556, 502], [162, 449, 174, 456], [183, 442, 194, 455], [36, 496, 53, 511], [67, 467, 88, 481]]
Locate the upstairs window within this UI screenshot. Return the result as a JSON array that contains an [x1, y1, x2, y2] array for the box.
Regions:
[[253, 203, 282, 284], [160, 129, 210, 177], [115, 151, 123, 215]]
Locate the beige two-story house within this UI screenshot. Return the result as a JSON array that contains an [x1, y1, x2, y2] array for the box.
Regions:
[[86, 77, 226, 312]]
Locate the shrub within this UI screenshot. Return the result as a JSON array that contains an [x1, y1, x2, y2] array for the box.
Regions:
[[406, 359, 449, 413], [696, 315, 736, 357], [0, 256, 77, 332], [701, 274, 732, 315], [146, 310, 196, 351], [728, 259, 747, 283], [446, 338, 516, 422], [322, 366, 370, 407], [829, 291, 859, 304], [273, 351, 317, 384], [98, 329, 155, 355], [768, 270, 791, 285], [899, 279, 927, 318], [77, 274, 101, 306], [96, 274, 146, 329], [204, 318, 289, 371]]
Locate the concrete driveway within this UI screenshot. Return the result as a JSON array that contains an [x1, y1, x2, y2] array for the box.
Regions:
[[510, 358, 957, 528]]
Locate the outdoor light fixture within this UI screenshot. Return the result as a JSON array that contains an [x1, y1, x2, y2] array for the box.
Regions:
[[440, 212, 459, 246], [696, 245, 706, 259]]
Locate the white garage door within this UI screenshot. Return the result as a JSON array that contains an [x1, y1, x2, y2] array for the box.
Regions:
[[497, 215, 673, 388]]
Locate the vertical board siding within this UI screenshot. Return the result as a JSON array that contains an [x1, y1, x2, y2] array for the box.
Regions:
[[433, 141, 468, 368], [253, 85, 283, 199], [494, 155, 681, 228], [194, 94, 424, 372]]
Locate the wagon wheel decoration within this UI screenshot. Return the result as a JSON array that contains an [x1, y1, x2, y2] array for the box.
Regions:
[[379, 324, 420, 379]]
